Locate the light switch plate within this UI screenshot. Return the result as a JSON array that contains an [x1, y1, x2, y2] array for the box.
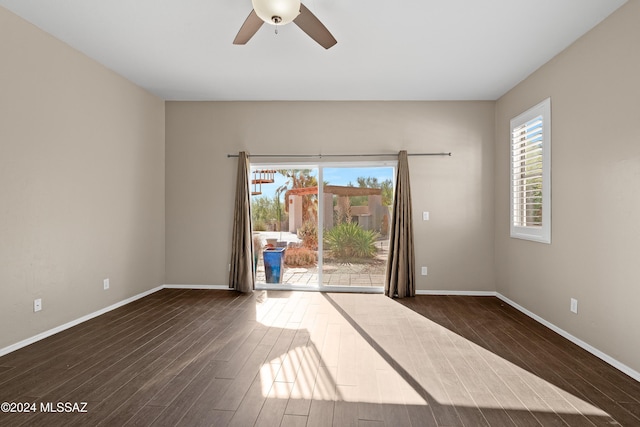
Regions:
[[570, 298, 578, 314]]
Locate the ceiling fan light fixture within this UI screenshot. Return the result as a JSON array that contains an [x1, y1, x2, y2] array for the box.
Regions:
[[252, 0, 301, 25]]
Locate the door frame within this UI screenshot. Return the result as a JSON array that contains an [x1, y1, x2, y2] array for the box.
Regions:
[[250, 159, 396, 293]]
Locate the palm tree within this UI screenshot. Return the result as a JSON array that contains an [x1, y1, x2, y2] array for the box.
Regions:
[[275, 169, 319, 229]]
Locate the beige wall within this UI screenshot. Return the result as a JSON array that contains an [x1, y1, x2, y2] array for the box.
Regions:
[[495, 1, 640, 373], [165, 101, 495, 292], [0, 8, 165, 349], [4, 0, 635, 378]]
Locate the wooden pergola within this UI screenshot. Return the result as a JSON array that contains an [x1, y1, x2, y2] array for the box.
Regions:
[[285, 185, 384, 232], [285, 185, 382, 197]]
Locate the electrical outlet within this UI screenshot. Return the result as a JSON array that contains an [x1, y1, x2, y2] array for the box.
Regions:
[[34, 298, 42, 312], [103, 278, 110, 290], [570, 298, 578, 314], [422, 211, 430, 221], [421, 266, 428, 276]]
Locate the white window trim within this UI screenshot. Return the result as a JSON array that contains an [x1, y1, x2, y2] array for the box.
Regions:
[[510, 98, 551, 244]]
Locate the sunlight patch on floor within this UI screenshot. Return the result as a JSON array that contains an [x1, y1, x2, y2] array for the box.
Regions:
[[255, 291, 610, 419]]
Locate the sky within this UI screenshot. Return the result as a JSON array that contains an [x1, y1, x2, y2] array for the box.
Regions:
[[251, 166, 395, 200]]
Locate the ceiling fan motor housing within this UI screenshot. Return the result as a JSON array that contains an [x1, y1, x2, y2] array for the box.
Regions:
[[252, 0, 301, 25]]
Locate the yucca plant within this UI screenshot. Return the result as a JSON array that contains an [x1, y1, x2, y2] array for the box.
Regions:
[[324, 222, 378, 260]]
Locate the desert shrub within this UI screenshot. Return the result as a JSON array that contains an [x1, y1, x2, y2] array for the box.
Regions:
[[251, 195, 286, 231], [253, 219, 267, 231], [284, 247, 318, 267], [324, 222, 378, 260], [297, 220, 318, 249]]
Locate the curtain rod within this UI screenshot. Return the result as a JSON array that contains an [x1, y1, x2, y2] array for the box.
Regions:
[[226, 152, 452, 158]]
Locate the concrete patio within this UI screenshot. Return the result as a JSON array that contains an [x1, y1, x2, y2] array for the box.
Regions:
[[254, 231, 388, 288]]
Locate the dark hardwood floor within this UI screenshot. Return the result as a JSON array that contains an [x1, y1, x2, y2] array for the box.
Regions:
[[0, 289, 638, 426]]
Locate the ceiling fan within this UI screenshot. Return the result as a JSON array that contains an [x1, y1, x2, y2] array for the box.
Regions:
[[233, 0, 337, 49]]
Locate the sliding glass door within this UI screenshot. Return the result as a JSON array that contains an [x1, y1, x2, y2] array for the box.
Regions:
[[250, 162, 394, 291], [321, 166, 394, 289], [250, 167, 319, 287]]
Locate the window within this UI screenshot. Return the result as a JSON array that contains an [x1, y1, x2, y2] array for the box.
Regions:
[[510, 98, 551, 243]]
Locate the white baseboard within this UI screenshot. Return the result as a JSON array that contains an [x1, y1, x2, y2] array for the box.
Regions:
[[0, 286, 164, 358], [416, 290, 497, 296], [164, 284, 231, 290], [496, 293, 640, 383]]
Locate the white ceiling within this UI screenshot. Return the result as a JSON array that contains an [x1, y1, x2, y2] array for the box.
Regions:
[[1, 0, 627, 101]]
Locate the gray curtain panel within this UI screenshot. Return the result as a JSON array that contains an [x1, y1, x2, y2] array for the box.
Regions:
[[229, 151, 255, 292], [385, 150, 415, 298]]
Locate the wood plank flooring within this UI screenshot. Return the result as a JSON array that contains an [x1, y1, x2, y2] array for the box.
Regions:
[[0, 289, 638, 426]]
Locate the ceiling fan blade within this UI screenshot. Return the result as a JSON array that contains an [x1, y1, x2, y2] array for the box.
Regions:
[[293, 4, 337, 49], [233, 9, 264, 45]]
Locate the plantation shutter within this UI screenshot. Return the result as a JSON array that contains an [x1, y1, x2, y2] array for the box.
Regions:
[[512, 116, 544, 228]]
